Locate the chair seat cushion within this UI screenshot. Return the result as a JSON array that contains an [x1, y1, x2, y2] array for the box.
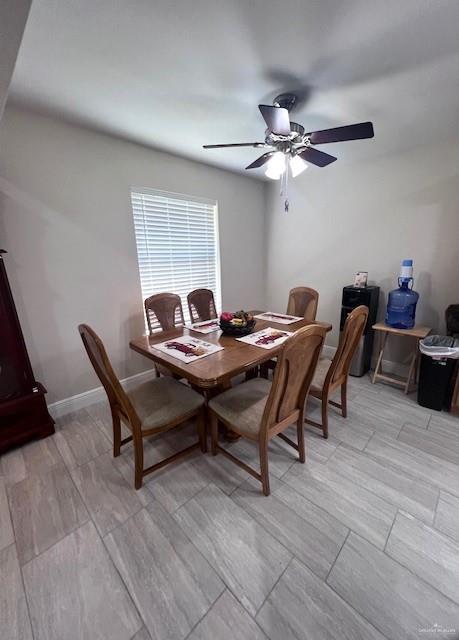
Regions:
[[310, 357, 332, 393], [208, 378, 272, 438], [128, 377, 204, 432]]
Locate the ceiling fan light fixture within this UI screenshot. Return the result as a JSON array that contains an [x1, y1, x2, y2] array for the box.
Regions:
[[289, 154, 308, 177], [265, 166, 282, 180], [265, 151, 286, 180]]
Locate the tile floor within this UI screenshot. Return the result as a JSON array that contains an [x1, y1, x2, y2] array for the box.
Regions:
[[1, 374, 459, 640]]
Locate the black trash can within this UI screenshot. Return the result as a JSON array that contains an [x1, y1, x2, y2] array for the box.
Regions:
[[417, 336, 459, 411]]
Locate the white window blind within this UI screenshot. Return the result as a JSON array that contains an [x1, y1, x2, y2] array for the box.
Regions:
[[131, 188, 221, 324]]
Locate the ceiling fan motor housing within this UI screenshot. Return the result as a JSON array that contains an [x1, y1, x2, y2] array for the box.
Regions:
[[266, 121, 306, 148], [274, 93, 297, 112], [289, 122, 305, 137]]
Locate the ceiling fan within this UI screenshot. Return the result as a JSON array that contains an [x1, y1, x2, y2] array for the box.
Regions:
[[203, 93, 374, 181]]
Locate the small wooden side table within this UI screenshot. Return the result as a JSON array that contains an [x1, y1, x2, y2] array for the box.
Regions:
[[372, 322, 431, 394]]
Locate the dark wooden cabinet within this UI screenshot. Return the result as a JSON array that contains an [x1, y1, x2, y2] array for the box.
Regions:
[[0, 250, 54, 453]]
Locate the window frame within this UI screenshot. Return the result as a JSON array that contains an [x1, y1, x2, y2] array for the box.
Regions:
[[130, 186, 222, 327]]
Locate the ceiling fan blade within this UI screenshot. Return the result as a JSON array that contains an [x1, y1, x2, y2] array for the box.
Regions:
[[203, 142, 266, 149], [307, 122, 374, 145], [298, 147, 337, 167], [258, 105, 291, 135], [245, 152, 275, 170]]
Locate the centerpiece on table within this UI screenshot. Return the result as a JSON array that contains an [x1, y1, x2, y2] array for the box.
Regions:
[[219, 310, 256, 336]]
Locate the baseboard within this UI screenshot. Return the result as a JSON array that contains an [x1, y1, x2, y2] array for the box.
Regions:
[[47, 368, 157, 419], [49, 345, 410, 420]]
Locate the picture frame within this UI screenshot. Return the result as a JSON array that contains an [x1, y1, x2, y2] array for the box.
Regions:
[[353, 271, 368, 287]]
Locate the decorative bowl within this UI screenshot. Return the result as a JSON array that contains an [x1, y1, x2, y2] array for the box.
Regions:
[[219, 318, 256, 337]]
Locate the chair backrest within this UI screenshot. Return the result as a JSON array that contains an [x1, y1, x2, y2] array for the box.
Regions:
[[287, 286, 319, 321], [144, 293, 185, 334], [327, 305, 369, 387], [187, 288, 217, 324], [262, 324, 326, 433], [78, 324, 139, 428]]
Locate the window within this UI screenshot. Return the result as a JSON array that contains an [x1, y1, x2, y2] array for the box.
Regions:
[[131, 188, 221, 325]]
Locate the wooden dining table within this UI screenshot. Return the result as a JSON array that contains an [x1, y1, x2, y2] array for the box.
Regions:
[[130, 312, 332, 394]]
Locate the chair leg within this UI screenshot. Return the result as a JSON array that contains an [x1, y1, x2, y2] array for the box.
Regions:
[[197, 410, 207, 453], [321, 394, 329, 439], [341, 380, 348, 418], [112, 411, 121, 457], [259, 439, 270, 496], [210, 412, 219, 456], [133, 435, 144, 490], [296, 417, 306, 463]]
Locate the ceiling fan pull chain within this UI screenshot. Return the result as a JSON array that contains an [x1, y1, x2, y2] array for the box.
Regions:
[[280, 163, 289, 213], [279, 164, 286, 196]]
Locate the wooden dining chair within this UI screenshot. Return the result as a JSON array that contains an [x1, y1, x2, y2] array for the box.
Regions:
[[306, 305, 369, 439], [187, 288, 217, 324], [144, 292, 185, 334], [209, 324, 327, 495], [260, 286, 320, 380], [144, 293, 185, 377], [78, 324, 206, 489], [287, 286, 319, 320]]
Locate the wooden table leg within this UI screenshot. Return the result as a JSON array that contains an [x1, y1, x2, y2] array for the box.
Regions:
[[245, 366, 260, 380], [404, 338, 420, 394], [404, 351, 416, 393], [372, 331, 388, 384]]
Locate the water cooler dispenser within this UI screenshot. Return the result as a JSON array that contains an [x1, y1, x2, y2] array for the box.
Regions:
[[386, 259, 419, 329], [341, 285, 380, 376]]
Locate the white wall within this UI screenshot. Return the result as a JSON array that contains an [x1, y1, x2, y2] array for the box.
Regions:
[[0, 0, 31, 120], [265, 140, 459, 365], [0, 106, 265, 403], [2, 105, 458, 406]]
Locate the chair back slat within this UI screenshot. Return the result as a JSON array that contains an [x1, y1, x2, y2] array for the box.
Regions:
[[263, 324, 326, 430], [78, 324, 138, 426], [328, 305, 369, 385], [286, 287, 319, 321], [144, 293, 185, 334], [187, 288, 217, 324]]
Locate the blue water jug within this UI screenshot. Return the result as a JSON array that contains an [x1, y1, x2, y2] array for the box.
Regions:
[[385, 259, 419, 329]]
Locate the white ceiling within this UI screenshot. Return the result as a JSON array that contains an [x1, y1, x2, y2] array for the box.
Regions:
[[8, 0, 459, 177]]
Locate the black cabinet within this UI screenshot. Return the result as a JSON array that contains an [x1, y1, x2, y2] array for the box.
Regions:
[[341, 285, 380, 376], [0, 250, 54, 452]]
